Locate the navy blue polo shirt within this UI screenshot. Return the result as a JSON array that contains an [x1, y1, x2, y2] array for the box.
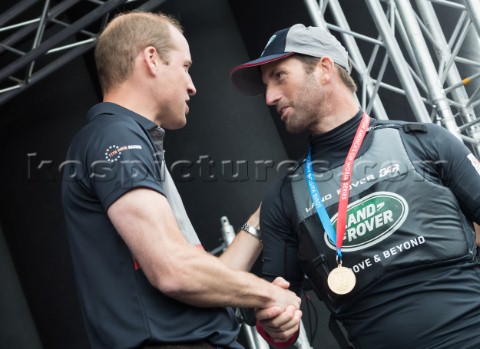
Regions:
[[62, 103, 242, 349]]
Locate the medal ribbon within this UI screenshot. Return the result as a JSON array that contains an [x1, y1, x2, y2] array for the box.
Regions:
[[305, 113, 370, 263]]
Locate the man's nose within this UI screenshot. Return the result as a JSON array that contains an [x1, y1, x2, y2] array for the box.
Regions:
[[265, 85, 280, 106]]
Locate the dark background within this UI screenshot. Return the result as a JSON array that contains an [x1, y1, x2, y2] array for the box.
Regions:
[[0, 0, 465, 348]]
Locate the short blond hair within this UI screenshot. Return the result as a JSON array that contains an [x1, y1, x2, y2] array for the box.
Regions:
[[94, 11, 183, 93]]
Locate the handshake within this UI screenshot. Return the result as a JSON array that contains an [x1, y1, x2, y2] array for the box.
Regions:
[[255, 277, 303, 345]]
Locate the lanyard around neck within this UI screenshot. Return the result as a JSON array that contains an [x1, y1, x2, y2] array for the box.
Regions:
[[304, 113, 370, 263]]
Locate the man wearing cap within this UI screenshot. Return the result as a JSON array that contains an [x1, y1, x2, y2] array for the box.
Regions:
[[230, 24, 480, 348]]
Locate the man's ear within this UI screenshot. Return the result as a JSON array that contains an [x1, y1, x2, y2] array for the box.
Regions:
[[319, 56, 335, 72], [318, 56, 335, 84], [143, 46, 159, 75]]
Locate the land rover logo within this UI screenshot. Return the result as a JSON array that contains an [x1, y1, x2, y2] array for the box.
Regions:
[[326, 191, 408, 251]]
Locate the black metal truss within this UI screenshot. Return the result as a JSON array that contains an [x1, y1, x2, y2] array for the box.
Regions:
[[0, 0, 167, 107]]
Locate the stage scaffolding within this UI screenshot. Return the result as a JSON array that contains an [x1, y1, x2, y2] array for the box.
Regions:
[[0, 0, 165, 107], [304, 0, 480, 156], [0, 0, 479, 154]]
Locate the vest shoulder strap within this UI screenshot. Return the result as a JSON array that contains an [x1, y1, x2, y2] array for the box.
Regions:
[[368, 120, 428, 133]]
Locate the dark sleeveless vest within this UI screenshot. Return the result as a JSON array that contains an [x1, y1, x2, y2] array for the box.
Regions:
[[291, 123, 477, 314]]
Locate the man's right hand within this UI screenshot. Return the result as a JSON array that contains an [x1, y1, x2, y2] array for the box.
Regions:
[[256, 277, 302, 342]]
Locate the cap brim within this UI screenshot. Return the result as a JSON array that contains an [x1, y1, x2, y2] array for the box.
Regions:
[[230, 52, 294, 96]]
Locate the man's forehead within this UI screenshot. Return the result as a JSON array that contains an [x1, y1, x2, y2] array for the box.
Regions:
[[261, 56, 298, 74]]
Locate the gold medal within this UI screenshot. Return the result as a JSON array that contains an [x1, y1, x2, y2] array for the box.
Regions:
[[327, 265, 356, 295]]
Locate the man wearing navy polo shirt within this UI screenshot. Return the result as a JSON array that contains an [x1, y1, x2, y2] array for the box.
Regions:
[[61, 12, 301, 349]]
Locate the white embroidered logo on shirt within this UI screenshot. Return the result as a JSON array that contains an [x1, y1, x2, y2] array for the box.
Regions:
[[104, 144, 143, 162]]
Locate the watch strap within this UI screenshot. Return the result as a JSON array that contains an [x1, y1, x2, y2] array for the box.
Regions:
[[241, 223, 261, 241]]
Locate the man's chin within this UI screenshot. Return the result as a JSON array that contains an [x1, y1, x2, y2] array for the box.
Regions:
[[163, 117, 187, 130], [285, 123, 304, 134]]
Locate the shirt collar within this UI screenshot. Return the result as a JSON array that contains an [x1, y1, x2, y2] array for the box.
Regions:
[[87, 102, 159, 131]]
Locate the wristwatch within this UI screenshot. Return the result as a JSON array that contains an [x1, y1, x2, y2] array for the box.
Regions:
[[241, 223, 261, 241]]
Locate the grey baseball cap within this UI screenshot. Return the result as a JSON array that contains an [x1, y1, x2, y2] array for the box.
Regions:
[[230, 24, 350, 96]]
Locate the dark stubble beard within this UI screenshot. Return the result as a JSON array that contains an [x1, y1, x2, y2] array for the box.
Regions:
[[284, 72, 324, 134]]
